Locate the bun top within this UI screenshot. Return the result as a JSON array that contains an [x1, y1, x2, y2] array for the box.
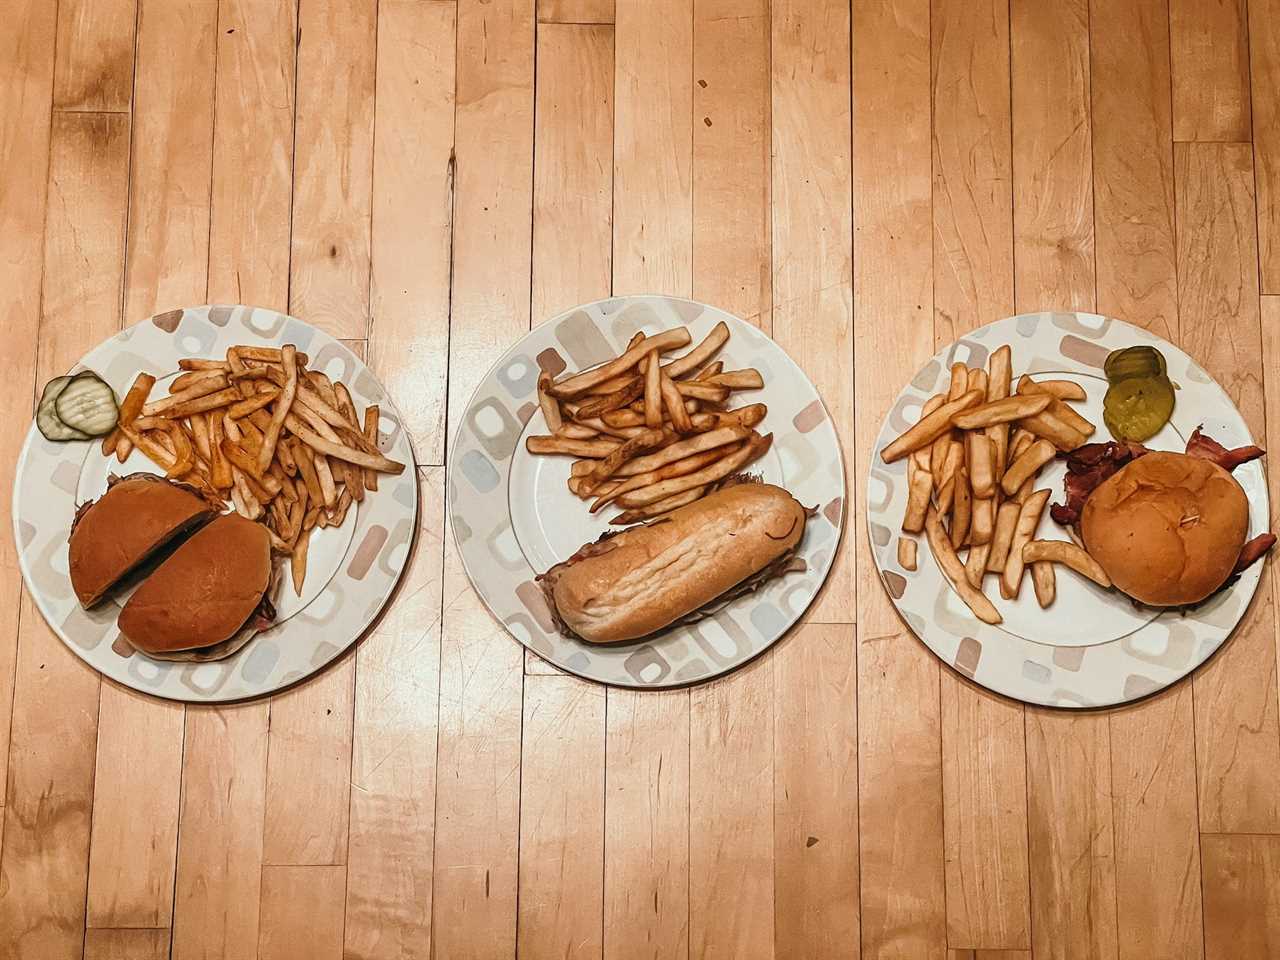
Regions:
[[69, 474, 218, 607], [1082, 451, 1248, 606], [118, 513, 272, 654], [551, 482, 806, 642]]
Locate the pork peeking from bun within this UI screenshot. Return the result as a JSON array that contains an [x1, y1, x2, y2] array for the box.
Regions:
[[1052, 428, 1275, 607], [538, 479, 810, 644]]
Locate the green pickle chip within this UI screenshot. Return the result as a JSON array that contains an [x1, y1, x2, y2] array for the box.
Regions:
[[1102, 374, 1175, 442], [1103, 345, 1166, 384]]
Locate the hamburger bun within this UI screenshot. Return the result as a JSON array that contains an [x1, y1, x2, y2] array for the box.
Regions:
[[1082, 451, 1249, 606], [118, 513, 273, 655], [69, 473, 219, 607], [544, 482, 807, 643]]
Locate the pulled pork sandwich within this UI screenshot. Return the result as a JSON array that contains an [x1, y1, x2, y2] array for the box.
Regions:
[[1051, 428, 1275, 606], [539, 481, 808, 644], [118, 513, 277, 661]]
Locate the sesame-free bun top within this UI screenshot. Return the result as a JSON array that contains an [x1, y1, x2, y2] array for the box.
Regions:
[[68, 474, 218, 607], [118, 513, 272, 654], [1082, 451, 1248, 606]]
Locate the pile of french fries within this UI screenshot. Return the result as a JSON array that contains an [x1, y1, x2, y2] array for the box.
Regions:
[[882, 346, 1112, 625], [101, 345, 406, 595], [527, 322, 773, 524]]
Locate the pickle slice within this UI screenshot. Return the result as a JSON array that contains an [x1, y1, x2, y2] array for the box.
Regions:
[[1104, 345, 1166, 383], [1102, 374, 1175, 441]]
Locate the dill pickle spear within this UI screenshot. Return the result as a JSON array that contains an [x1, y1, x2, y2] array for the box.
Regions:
[[1103, 374, 1175, 441], [1104, 345, 1166, 383]]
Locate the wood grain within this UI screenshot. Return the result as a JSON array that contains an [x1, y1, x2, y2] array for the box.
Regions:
[[612, 0, 692, 297], [851, 0, 945, 955], [1010, 0, 1095, 312], [207, 0, 297, 312], [368, 0, 455, 465], [692, 0, 770, 328], [53, 0, 137, 112], [1176, 142, 1280, 834], [0, 0, 57, 820], [1170, 0, 1252, 142], [288, 0, 376, 339], [517, 676, 606, 960], [84, 928, 170, 960], [258, 865, 347, 960], [345, 468, 444, 960], [772, 624, 858, 956], [1089, 0, 1178, 341], [1252, 0, 1280, 292], [1266, 297, 1280, 732], [1202, 834, 1280, 959], [948, 952, 1031, 960], [539, 0, 614, 23], [431, 2, 534, 955], [0, 108, 129, 960]]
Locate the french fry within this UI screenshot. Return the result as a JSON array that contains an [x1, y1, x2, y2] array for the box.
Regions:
[[925, 507, 1002, 625], [179, 358, 228, 371], [332, 381, 361, 431], [898, 537, 918, 571], [967, 432, 995, 498], [232, 469, 263, 519], [556, 422, 600, 440], [118, 423, 176, 472], [947, 363, 967, 401], [1001, 438, 1055, 497], [938, 441, 963, 500], [574, 377, 646, 420], [526, 435, 618, 457], [327, 486, 354, 527], [291, 527, 311, 595], [141, 377, 232, 417], [362, 405, 379, 491], [616, 433, 771, 508], [693, 361, 724, 380], [550, 327, 691, 397], [610, 425, 748, 479], [537, 371, 563, 433], [987, 345, 1011, 400], [660, 321, 729, 379], [313, 453, 337, 508], [102, 372, 156, 457], [880, 390, 982, 462], [235, 345, 307, 365], [591, 444, 738, 512], [986, 500, 1021, 572], [227, 390, 278, 420], [703, 369, 764, 391], [190, 413, 212, 461], [304, 370, 340, 410], [1022, 378, 1085, 401], [965, 542, 991, 588], [970, 495, 994, 545], [220, 438, 276, 487], [303, 505, 320, 532], [966, 368, 988, 397], [208, 412, 232, 489], [285, 413, 405, 473], [569, 476, 622, 499], [1031, 561, 1056, 607], [1022, 539, 1113, 588], [660, 370, 694, 433], [938, 475, 956, 516], [688, 403, 767, 432], [170, 368, 228, 393], [951, 467, 972, 548], [610, 486, 707, 524], [1016, 375, 1095, 438], [1000, 489, 1050, 599], [930, 431, 953, 488], [644, 348, 663, 429], [1018, 410, 1086, 451], [902, 469, 932, 533], [583, 428, 666, 492], [258, 344, 297, 473], [294, 442, 324, 506], [951, 393, 1050, 430]]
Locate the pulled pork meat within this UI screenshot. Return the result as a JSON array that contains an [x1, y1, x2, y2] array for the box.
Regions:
[[1184, 426, 1265, 472]]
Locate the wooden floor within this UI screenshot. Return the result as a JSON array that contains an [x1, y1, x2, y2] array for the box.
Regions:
[[2, 0, 1280, 957]]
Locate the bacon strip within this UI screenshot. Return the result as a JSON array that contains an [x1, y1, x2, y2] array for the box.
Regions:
[[1185, 426, 1265, 471], [1049, 441, 1149, 526], [1234, 533, 1277, 574]]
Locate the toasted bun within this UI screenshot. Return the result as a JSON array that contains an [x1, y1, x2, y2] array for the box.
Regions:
[[1082, 451, 1248, 606], [548, 483, 807, 643], [69, 474, 218, 607], [118, 514, 272, 654]]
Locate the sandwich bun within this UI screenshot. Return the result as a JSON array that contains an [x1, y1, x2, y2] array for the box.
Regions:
[[1082, 451, 1249, 606], [118, 513, 273, 655], [546, 482, 806, 643]]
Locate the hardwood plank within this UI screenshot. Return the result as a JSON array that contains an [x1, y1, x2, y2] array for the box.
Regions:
[[0, 109, 129, 960], [539, 0, 614, 23], [930, 0, 1028, 949], [123, 0, 217, 322], [1010, 0, 1094, 312], [258, 865, 347, 960], [1089, 0, 1178, 341], [431, 2, 534, 956], [84, 928, 169, 960], [931, 0, 1014, 341], [948, 952, 1031, 960], [288, 0, 377, 338], [344, 468, 443, 960], [603, 690, 690, 960], [1025, 713, 1119, 960], [1169, 0, 1251, 142], [207, 0, 297, 309], [692, 0, 770, 328], [1202, 834, 1280, 959], [771, 0, 853, 624], [612, 0, 692, 297], [368, 0, 454, 466], [1176, 142, 1280, 833], [0, 0, 58, 817], [850, 0, 944, 955], [772, 624, 858, 956], [517, 675, 606, 960], [53, 0, 137, 112], [1266, 297, 1280, 730], [1252, 0, 1280, 292], [171, 704, 269, 960]]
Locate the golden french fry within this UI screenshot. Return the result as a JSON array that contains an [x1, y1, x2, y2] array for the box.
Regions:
[[294, 441, 325, 506], [327, 486, 353, 527], [609, 425, 749, 480], [170, 368, 228, 394], [1031, 561, 1056, 607], [965, 541, 991, 588], [660, 321, 729, 379], [256, 344, 296, 474], [693, 361, 724, 381], [1018, 410, 1086, 451], [583, 428, 665, 491], [616, 433, 771, 508], [102, 372, 156, 457], [362, 406, 380, 492], [970, 495, 994, 545], [526, 435, 618, 457], [1016, 375, 1095, 438], [947, 363, 967, 401], [880, 390, 983, 463], [227, 389, 278, 420], [143, 383, 240, 419], [951, 393, 1050, 430], [313, 453, 337, 508], [986, 500, 1021, 572], [987, 345, 1011, 401], [925, 507, 1002, 625], [660, 369, 694, 433], [1000, 489, 1050, 599], [179, 358, 229, 372], [609, 485, 707, 524], [556, 422, 599, 440], [898, 537, 918, 571], [986, 422, 1009, 488], [574, 377, 646, 420], [967, 432, 995, 498], [687, 403, 768, 433], [1009, 430, 1034, 462], [704, 369, 763, 391], [930, 431, 953, 487], [550, 327, 692, 397], [233, 345, 308, 366], [537, 371, 563, 433], [1021, 377, 1085, 401], [1022, 539, 1113, 588], [902, 467, 933, 534], [1001, 438, 1056, 497], [189, 413, 212, 461], [939, 441, 963, 494], [951, 467, 972, 548], [285, 413, 405, 473], [592, 444, 739, 512], [966, 368, 988, 397], [207, 412, 232, 489], [291, 527, 311, 595]]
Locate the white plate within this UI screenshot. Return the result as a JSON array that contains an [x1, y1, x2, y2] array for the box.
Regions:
[[868, 312, 1269, 708], [449, 296, 847, 687], [13, 305, 418, 702]]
